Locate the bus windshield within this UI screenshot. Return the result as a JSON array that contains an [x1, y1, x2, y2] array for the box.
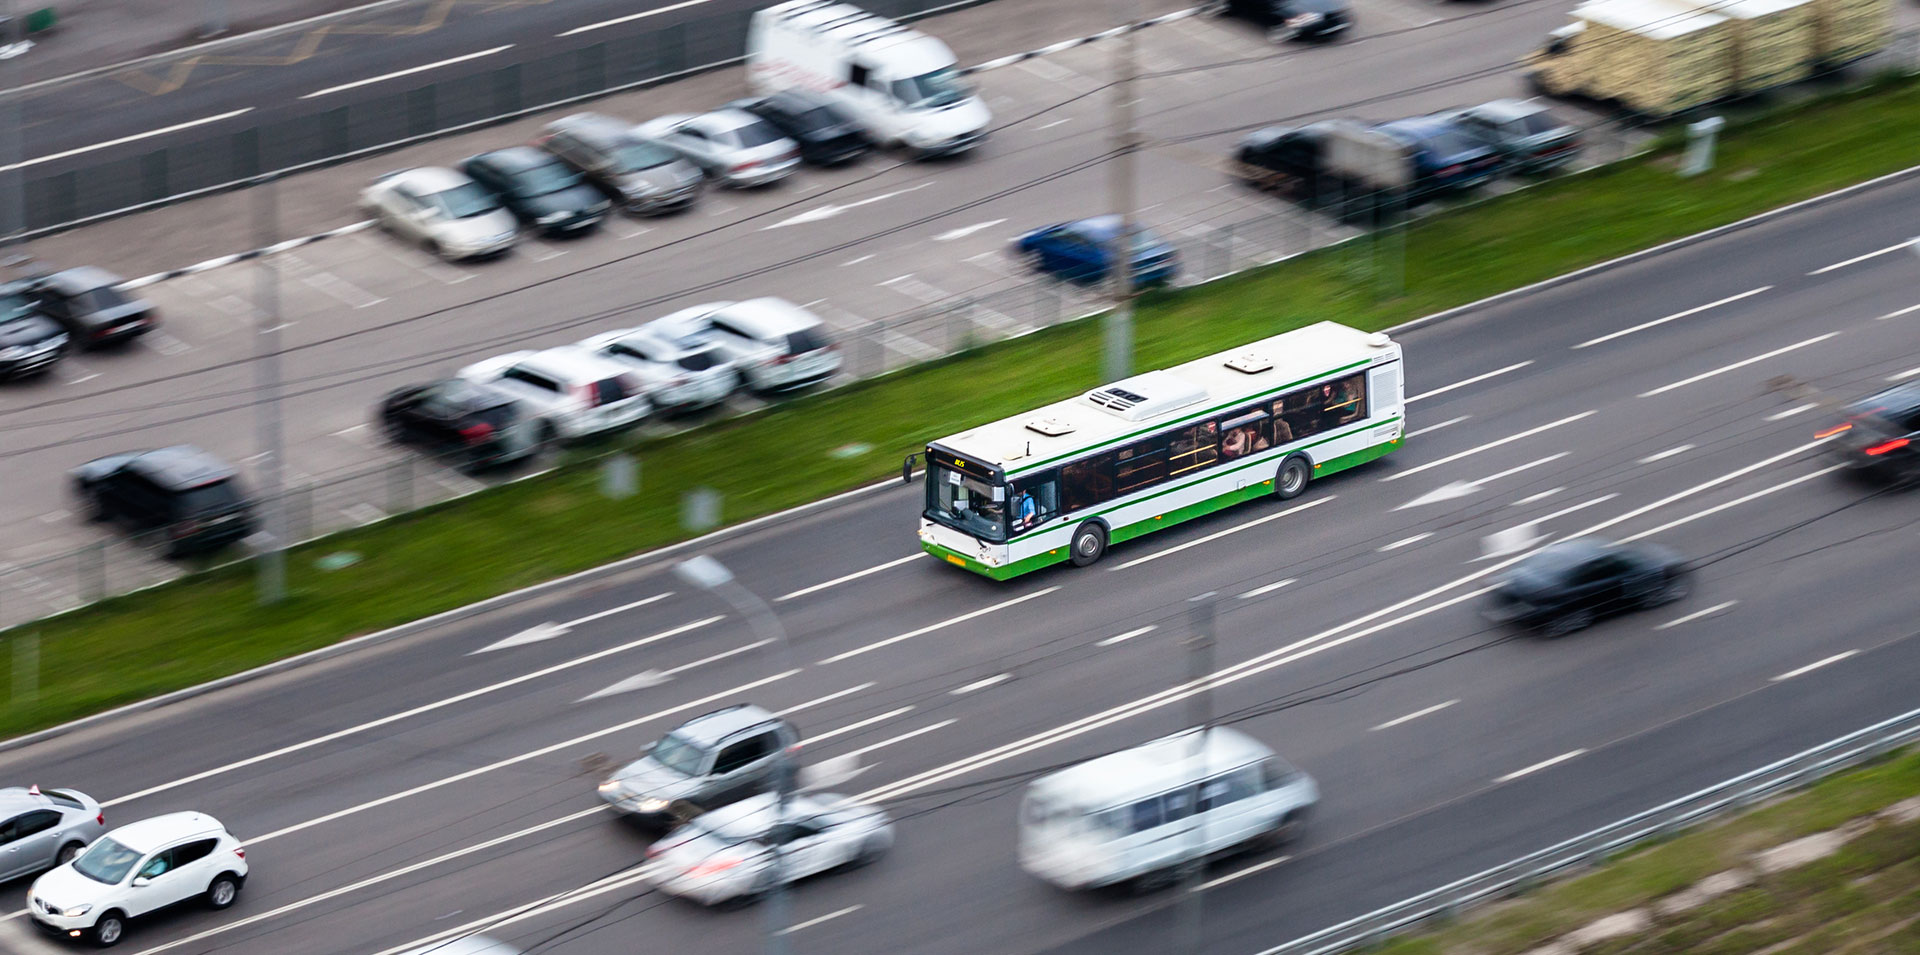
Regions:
[[926, 463, 1007, 542]]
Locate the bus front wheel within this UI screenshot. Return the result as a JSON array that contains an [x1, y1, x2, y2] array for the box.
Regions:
[[1275, 456, 1312, 500], [1069, 522, 1108, 567]]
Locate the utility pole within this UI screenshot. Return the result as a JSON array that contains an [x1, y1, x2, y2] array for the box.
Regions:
[[0, 0, 25, 270], [253, 175, 286, 605], [1178, 592, 1217, 955], [1103, 0, 1142, 383]]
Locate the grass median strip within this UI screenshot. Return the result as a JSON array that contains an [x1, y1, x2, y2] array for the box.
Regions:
[[8, 75, 1920, 738]]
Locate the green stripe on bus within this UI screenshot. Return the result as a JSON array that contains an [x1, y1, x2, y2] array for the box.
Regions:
[[921, 540, 1065, 579]]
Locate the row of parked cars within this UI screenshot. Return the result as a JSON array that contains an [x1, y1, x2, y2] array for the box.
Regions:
[[0, 267, 157, 381]]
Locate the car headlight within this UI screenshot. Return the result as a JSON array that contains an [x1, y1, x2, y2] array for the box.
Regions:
[[636, 797, 670, 813], [65, 904, 91, 917], [598, 780, 628, 796], [591, 200, 611, 213], [1287, 11, 1324, 26]]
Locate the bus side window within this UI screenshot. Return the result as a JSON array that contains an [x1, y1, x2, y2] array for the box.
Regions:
[[1061, 452, 1117, 512], [1168, 422, 1220, 475], [1218, 404, 1272, 461], [1129, 797, 1165, 834], [1274, 388, 1327, 442], [1323, 372, 1367, 429], [1114, 434, 1171, 494], [1010, 475, 1060, 533]]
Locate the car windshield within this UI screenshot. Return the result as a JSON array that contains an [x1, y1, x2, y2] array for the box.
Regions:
[[892, 67, 969, 109], [1422, 128, 1483, 156], [0, 291, 35, 321], [614, 140, 679, 172], [69, 287, 130, 313], [1519, 112, 1564, 135], [800, 106, 847, 129], [431, 182, 502, 219], [650, 733, 706, 776], [512, 162, 583, 198], [74, 837, 140, 885], [177, 481, 242, 515], [926, 464, 1007, 542]]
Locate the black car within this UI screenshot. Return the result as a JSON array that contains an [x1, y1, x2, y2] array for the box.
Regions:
[[1235, 123, 1341, 199], [1483, 538, 1690, 637], [0, 281, 67, 379], [1224, 0, 1353, 40], [1818, 382, 1920, 483], [379, 378, 537, 471], [1450, 99, 1584, 175], [28, 267, 158, 348], [461, 147, 611, 237], [725, 90, 872, 166], [72, 446, 257, 557]]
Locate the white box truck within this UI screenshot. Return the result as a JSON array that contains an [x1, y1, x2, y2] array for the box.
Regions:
[[747, 0, 991, 157]]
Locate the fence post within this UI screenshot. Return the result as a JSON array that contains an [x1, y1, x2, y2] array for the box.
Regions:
[[389, 459, 414, 514], [80, 540, 107, 604], [860, 320, 884, 377]]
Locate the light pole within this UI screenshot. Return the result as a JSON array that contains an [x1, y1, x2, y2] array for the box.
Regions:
[[1104, 0, 1143, 383], [253, 174, 286, 605], [1178, 592, 1217, 955]]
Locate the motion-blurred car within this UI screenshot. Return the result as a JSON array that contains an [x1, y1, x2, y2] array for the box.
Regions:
[[27, 268, 156, 349], [0, 786, 106, 882], [538, 113, 704, 215], [1449, 99, 1583, 174], [29, 811, 247, 948], [578, 326, 738, 414], [636, 110, 801, 188], [645, 792, 893, 905], [726, 90, 872, 166], [1234, 123, 1341, 199], [457, 347, 650, 443], [71, 446, 256, 558], [645, 299, 840, 393], [0, 281, 67, 379], [1224, 0, 1353, 40], [378, 378, 539, 471], [460, 147, 610, 237], [1483, 538, 1690, 637], [1372, 116, 1504, 196], [360, 167, 519, 261], [1013, 216, 1181, 287], [1816, 382, 1920, 483], [598, 704, 800, 828]]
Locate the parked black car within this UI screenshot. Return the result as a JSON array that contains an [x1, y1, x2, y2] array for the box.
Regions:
[[1235, 123, 1341, 199], [1450, 99, 1584, 174], [1224, 0, 1353, 40], [1817, 382, 1920, 484], [461, 146, 611, 237], [379, 378, 537, 471], [28, 267, 157, 348], [1484, 538, 1690, 637], [0, 281, 67, 379], [726, 90, 872, 166], [72, 446, 257, 557]]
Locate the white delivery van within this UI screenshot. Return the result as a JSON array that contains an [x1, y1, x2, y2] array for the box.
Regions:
[[1018, 727, 1317, 891], [747, 0, 991, 157]]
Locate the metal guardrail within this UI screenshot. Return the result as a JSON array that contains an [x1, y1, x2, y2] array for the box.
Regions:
[[1255, 705, 1920, 955]]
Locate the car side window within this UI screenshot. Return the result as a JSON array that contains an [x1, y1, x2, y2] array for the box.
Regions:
[[138, 849, 173, 880], [713, 731, 776, 774], [0, 814, 20, 843], [14, 809, 61, 839], [169, 839, 218, 868], [1574, 557, 1619, 585], [848, 63, 870, 88], [501, 368, 560, 394], [1128, 797, 1164, 834]]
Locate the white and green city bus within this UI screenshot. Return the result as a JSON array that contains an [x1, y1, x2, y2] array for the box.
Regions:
[[916, 321, 1405, 579]]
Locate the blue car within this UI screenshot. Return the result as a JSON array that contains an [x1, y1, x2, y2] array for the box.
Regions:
[[1014, 216, 1181, 287], [1372, 116, 1504, 197]]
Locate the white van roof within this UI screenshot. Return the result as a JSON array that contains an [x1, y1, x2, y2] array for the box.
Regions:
[[1027, 728, 1276, 811], [758, 0, 958, 67]]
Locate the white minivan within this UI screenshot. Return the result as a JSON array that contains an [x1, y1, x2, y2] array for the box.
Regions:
[[1018, 728, 1317, 891], [747, 0, 991, 157]]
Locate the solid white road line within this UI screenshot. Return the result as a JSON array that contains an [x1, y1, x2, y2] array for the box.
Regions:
[[1620, 465, 1841, 542], [1525, 494, 1621, 529], [1638, 444, 1695, 464], [1511, 487, 1563, 506], [1495, 749, 1587, 783], [1809, 240, 1912, 275], [1474, 452, 1571, 487], [777, 683, 874, 718], [300, 45, 512, 98], [1406, 415, 1468, 438], [1378, 533, 1431, 552], [1238, 579, 1295, 600], [561, 591, 675, 629], [1406, 361, 1532, 403], [778, 554, 923, 602], [953, 673, 1013, 694], [1771, 650, 1858, 682], [933, 219, 1007, 242], [1113, 497, 1332, 569], [576, 638, 771, 701], [1654, 600, 1737, 630], [812, 707, 915, 744], [1879, 303, 1920, 320], [842, 719, 956, 760], [1193, 855, 1291, 892], [0, 108, 255, 172], [103, 615, 720, 808], [1889, 367, 1920, 382], [1573, 286, 1772, 349], [1382, 412, 1596, 482], [1370, 699, 1458, 731], [1766, 403, 1815, 421], [1639, 334, 1840, 397], [778, 905, 864, 936], [1097, 625, 1156, 647], [558, 0, 720, 35], [819, 587, 1059, 664], [369, 865, 658, 955]]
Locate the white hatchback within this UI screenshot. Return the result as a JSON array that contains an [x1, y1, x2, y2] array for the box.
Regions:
[[650, 298, 841, 393], [29, 811, 248, 947], [458, 346, 652, 442]]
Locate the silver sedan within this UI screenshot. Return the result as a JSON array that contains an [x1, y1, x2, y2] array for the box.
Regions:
[[359, 166, 519, 261], [0, 786, 105, 882], [645, 792, 893, 905], [636, 110, 801, 188]]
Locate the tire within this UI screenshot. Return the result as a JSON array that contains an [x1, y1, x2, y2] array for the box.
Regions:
[[1275, 456, 1312, 500], [92, 911, 125, 948], [380, 412, 405, 444], [1257, 809, 1307, 850], [1022, 248, 1045, 274], [1069, 522, 1108, 568], [1542, 608, 1593, 638], [206, 873, 240, 910], [1130, 866, 1179, 894], [75, 482, 108, 522], [56, 841, 83, 865], [425, 239, 445, 261], [533, 421, 561, 461], [849, 834, 888, 869]]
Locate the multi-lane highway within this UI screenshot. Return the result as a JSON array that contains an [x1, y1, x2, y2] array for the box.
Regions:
[[0, 157, 1917, 954]]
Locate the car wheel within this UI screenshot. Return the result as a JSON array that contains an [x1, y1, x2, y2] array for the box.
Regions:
[[206, 873, 240, 910], [75, 481, 108, 522], [92, 911, 125, 948], [380, 412, 405, 444], [1542, 608, 1593, 638], [1069, 522, 1108, 568], [533, 420, 561, 460], [1275, 456, 1312, 500], [849, 834, 888, 869], [1257, 808, 1307, 850], [56, 841, 84, 865], [1130, 866, 1179, 894], [425, 239, 446, 261], [1023, 248, 1046, 274]]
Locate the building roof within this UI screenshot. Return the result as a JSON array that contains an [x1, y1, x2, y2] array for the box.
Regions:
[[1027, 727, 1276, 810]]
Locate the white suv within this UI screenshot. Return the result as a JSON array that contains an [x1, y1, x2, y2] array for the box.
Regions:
[[578, 326, 738, 413], [458, 346, 652, 442], [656, 298, 840, 393], [29, 811, 248, 947]]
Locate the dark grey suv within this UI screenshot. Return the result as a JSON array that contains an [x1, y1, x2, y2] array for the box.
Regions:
[[597, 704, 799, 827]]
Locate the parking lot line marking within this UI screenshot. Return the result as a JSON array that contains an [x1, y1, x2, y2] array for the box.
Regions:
[[933, 218, 1007, 242], [881, 329, 943, 361], [1378, 532, 1431, 552], [558, 0, 721, 35], [1238, 578, 1295, 600], [0, 108, 253, 172], [1573, 286, 1772, 349], [301, 46, 513, 99], [1371, 699, 1458, 732], [1098, 625, 1156, 647], [1114, 498, 1333, 569], [1638, 444, 1695, 464], [1034, 118, 1072, 130], [1641, 334, 1840, 397], [821, 588, 1060, 664], [1194, 856, 1291, 892], [1406, 361, 1533, 403], [1382, 411, 1596, 482], [1407, 415, 1468, 438], [1809, 240, 1912, 275], [778, 554, 924, 602], [1771, 649, 1858, 681], [1766, 403, 1814, 421], [1655, 600, 1737, 631], [1495, 749, 1587, 784], [777, 905, 863, 936], [620, 224, 652, 239], [812, 707, 915, 744], [144, 331, 191, 355]]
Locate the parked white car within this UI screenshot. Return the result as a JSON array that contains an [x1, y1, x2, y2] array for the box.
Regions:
[[648, 298, 840, 393], [360, 167, 519, 261], [579, 326, 738, 413], [645, 792, 893, 905], [458, 346, 651, 442], [636, 110, 801, 188], [28, 811, 248, 947]]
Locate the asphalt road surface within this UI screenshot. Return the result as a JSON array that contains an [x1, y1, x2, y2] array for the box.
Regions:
[[0, 164, 1916, 955]]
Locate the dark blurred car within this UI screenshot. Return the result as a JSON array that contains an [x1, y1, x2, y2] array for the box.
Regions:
[[27, 268, 156, 349], [1013, 216, 1180, 287], [461, 147, 611, 237], [1450, 99, 1583, 174], [0, 281, 67, 379], [1373, 115, 1504, 196], [379, 378, 538, 471], [1816, 382, 1920, 483], [72, 446, 257, 557], [1224, 0, 1353, 39], [727, 90, 872, 166], [1483, 538, 1690, 637], [1235, 123, 1341, 200], [537, 113, 704, 216]]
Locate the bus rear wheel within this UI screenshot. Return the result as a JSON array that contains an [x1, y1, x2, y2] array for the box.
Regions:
[[1069, 522, 1108, 567], [1275, 456, 1312, 500]]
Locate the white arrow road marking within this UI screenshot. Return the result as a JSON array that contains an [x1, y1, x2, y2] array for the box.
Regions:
[[473, 621, 571, 654], [1396, 480, 1478, 510], [577, 639, 773, 702], [761, 183, 932, 230], [933, 218, 1008, 241]]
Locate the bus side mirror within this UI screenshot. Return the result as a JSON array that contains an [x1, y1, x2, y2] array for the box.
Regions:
[[902, 452, 923, 485]]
